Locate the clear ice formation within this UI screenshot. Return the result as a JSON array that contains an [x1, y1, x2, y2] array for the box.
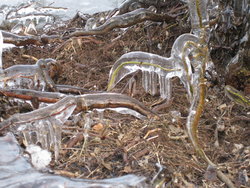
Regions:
[[0, 1, 66, 33], [0, 58, 56, 91], [108, 0, 213, 105], [108, 33, 200, 101], [0, 30, 2, 72], [0, 133, 147, 188], [15, 96, 77, 161], [188, 0, 209, 35], [108, 0, 214, 164], [0, 93, 155, 161]]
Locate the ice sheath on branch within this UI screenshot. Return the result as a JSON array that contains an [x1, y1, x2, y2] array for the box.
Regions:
[[0, 58, 57, 91], [107, 0, 236, 186], [186, 0, 235, 187], [0, 92, 156, 161]]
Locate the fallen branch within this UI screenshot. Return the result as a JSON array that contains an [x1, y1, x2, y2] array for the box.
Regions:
[[0, 88, 65, 103], [2, 30, 61, 46], [69, 7, 175, 38], [0, 92, 157, 131]]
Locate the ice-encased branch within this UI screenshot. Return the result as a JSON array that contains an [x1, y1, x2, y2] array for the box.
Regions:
[[1, 30, 60, 46], [0, 58, 57, 91], [0, 92, 156, 130], [69, 7, 175, 38], [108, 34, 200, 101], [0, 92, 156, 161]]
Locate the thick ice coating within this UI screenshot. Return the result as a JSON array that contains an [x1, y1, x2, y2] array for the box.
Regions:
[[0, 133, 147, 188], [0, 93, 156, 161], [108, 33, 199, 101], [0, 58, 56, 91]]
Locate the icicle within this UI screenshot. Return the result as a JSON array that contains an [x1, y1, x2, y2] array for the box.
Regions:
[[15, 97, 77, 161], [0, 30, 3, 72], [108, 33, 200, 102], [80, 112, 93, 156], [97, 109, 104, 124], [149, 71, 158, 96], [142, 70, 149, 93], [128, 76, 137, 96], [159, 76, 172, 100]]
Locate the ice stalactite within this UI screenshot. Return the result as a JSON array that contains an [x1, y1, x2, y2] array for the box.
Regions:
[[16, 97, 77, 161], [0, 93, 156, 161], [0, 30, 3, 72], [79, 111, 94, 156]]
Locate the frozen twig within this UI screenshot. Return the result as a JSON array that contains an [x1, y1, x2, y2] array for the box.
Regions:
[[2, 30, 61, 46], [0, 58, 57, 91], [68, 7, 175, 38], [0, 92, 157, 131]]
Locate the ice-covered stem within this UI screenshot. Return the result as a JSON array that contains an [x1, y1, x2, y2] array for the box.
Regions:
[[0, 88, 66, 103], [69, 7, 175, 38], [224, 85, 250, 107], [108, 60, 179, 91], [186, 1, 236, 187], [188, 0, 209, 35], [2, 30, 60, 46], [186, 42, 215, 165], [0, 96, 77, 131], [75, 93, 157, 118], [186, 0, 212, 164]]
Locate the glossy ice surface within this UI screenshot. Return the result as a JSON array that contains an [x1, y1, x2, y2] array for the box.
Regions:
[[0, 133, 147, 188]]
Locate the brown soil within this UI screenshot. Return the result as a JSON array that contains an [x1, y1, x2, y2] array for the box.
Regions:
[[1, 11, 249, 188]]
